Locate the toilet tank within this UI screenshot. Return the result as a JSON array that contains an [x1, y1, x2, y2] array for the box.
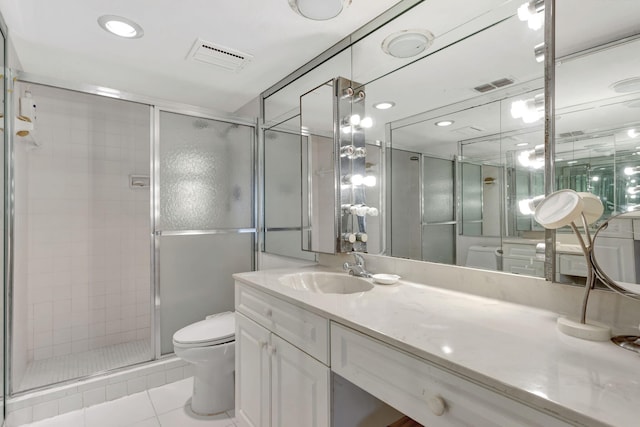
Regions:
[[465, 246, 500, 270]]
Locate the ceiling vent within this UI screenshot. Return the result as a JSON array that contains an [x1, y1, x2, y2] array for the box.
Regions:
[[558, 130, 585, 138], [473, 78, 515, 93], [452, 125, 485, 137], [187, 38, 253, 72]]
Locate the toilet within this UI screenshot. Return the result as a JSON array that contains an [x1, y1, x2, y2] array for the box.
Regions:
[[465, 245, 500, 270], [173, 311, 235, 415]]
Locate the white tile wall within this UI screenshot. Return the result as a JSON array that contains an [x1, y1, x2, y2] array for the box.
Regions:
[[13, 83, 152, 390]]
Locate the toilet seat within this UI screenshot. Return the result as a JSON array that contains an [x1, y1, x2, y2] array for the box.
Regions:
[[173, 311, 235, 348]]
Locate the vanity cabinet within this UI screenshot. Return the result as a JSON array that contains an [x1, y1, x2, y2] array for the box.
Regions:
[[235, 284, 330, 427], [501, 240, 544, 277], [235, 279, 574, 427], [331, 323, 570, 427]]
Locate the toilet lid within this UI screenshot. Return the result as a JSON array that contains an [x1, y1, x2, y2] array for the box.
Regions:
[[173, 311, 235, 346]]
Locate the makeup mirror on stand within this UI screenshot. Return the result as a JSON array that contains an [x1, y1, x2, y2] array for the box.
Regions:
[[534, 189, 610, 340]]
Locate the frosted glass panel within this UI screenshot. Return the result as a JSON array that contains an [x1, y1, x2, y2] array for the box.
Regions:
[[265, 130, 301, 228], [160, 233, 253, 354], [390, 149, 421, 259], [422, 225, 455, 264], [423, 157, 454, 223], [159, 112, 254, 230]]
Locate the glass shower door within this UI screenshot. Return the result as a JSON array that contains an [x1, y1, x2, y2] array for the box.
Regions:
[[156, 111, 255, 355]]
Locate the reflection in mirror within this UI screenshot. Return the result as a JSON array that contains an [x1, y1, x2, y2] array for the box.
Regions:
[[554, 0, 640, 286], [592, 211, 640, 352], [300, 80, 336, 254], [355, 2, 545, 275], [264, 122, 315, 261]]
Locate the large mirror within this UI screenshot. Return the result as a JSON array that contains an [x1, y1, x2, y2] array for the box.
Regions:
[[261, 0, 640, 286], [553, 0, 640, 284]]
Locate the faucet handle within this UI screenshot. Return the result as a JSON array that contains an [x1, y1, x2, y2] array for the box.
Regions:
[[353, 253, 365, 265]]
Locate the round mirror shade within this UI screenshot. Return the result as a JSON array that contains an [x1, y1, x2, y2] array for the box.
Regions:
[[577, 192, 604, 225], [534, 189, 584, 229]]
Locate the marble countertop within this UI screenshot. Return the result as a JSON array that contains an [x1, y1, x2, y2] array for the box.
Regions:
[[234, 266, 640, 427]]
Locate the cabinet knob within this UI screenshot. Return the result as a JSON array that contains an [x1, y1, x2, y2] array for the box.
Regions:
[[427, 395, 446, 416], [264, 308, 272, 317]]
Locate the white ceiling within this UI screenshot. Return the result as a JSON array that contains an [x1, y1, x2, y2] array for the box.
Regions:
[[0, 0, 403, 115]]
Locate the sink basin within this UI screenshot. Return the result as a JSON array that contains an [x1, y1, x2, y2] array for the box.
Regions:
[[278, 272, 373, 294]]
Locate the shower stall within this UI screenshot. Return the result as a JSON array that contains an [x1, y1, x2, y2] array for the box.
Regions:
[[7, 79, 256, 396]]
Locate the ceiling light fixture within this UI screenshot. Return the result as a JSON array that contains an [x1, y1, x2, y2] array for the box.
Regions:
[[611, 77, 640, 93], [373, 101, 395, 110], [517, 0, 545, 30], [435, 120, 454, 127], [382, 29, 434, 58], [288, 0, 348, 21], [628, 129, 640, 138], [98, 15, 144, 39]]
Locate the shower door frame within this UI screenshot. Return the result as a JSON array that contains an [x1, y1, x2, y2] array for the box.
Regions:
[[151, 106, 258, 359], [5, 71, 258, 394]]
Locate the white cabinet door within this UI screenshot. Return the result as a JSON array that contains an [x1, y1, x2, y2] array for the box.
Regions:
[[271, 334, 330, 427], [236, 313, 271, 427]]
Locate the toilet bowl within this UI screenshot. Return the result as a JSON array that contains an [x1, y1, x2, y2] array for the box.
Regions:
[[465, 245, 500, 270], [173, 311, 235, 415]]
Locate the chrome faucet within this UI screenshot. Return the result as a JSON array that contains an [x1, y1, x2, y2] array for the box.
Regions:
[[343, 253, 372, 277]]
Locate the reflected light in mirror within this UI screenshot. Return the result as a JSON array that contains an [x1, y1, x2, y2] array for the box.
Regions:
[[628, 129, 639, 138], [518, 194, 544, 215], [360, 117, 373, 128], [373, 101, 395, 110], [518, 144, 544, 169], [435, 120, 454, 127], [624, 166, 640, 176], [510, 94, 544, 123], [517, 0, 545, 30]]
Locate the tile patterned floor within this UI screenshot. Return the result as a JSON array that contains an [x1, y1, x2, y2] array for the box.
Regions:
[[19, 341, 151, 391], [19, 378, 236, 427]]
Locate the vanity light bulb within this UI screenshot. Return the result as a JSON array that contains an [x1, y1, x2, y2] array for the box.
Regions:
[[510, 100, 527, 119], [360, 117, 373, 128], [350, 174, 364, 186], [342, 125, 353, 134], [517, 2, 534, 21], [628, 129, 639, 138], [349, 114, 361, 126], [363, 175, 377, 187], [591, 176, 600, 182], [527, 13, 544, 30], [624, 166, 640, 176]]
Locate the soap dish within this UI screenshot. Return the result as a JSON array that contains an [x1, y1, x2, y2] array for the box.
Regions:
[[371, 274, 401, 285]]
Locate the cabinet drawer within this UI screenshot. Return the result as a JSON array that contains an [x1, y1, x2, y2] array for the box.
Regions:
[[502, 258, 544, 277], [558, 254, 587, 277], [331, 323, 570, 427], [235, 282, 329, 364]]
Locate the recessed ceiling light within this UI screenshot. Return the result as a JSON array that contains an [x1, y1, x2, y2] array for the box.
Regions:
[[98, 15, 144, 39], [382, 29, 434, 58], [435, 120, 454, 127], [373, 101, 395, 110], [611, 77, 640, 94], [288, 0, 347, 20]]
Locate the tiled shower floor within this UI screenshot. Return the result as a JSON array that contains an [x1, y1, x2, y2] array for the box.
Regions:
[[19, 340, 151, 391]]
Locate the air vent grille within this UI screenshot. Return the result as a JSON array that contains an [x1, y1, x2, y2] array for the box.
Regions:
[[187, 38, 253, 72], [558, 130, 585, 138], [473, 78, 515, 93]]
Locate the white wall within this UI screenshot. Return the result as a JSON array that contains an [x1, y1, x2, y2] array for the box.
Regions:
[[13, 83, 151, 380]]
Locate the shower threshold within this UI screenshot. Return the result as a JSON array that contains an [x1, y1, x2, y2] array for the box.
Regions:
[[18, 340, 151, 392]]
